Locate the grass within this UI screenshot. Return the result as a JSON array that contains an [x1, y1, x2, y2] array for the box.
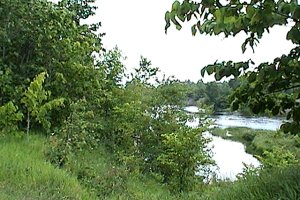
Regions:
[[63, 146, 174, 200], [210, 127, 300, 158], [200, 166, 300, 200], [0, 133, 96, 200], [1, 131, 300, 200], [0, 132, 175, 200]]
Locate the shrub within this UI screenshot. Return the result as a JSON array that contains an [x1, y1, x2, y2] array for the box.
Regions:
[[0, 101, 23, 133], [46, 100, 100, 167]]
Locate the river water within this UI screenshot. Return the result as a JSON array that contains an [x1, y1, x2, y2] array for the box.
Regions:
[[185, 106, 283, 181], [214, 112, 282, 131]]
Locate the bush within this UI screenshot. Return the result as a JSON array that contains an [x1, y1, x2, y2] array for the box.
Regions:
[[77, 165, 128, 198], [157, 127, 212, 192], [242, 132, 255, 142], [259, 146, 299, 169], [0, 102, 23, 133], [46, 100, 100, 167]]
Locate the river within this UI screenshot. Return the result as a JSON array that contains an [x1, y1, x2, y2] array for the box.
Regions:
[[214, 112, 282, 131], [185, 106, 283, 181]]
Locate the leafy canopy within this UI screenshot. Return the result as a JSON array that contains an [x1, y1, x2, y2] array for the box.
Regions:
[[0, 0, 104, 130], [166, 0, 300, 134]]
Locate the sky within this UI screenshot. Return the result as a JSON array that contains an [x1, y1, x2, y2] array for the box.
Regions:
[[53, 0, 296, 82]]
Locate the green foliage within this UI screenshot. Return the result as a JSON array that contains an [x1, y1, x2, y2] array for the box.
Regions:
[[59, 0, 97, 23], [46, 100, 100, 167], [166, 0, 298, 39], [21, 72, 64, 134], [201, 166, 300, 200], [50, 141, 180, 200], [236, 163, 260, 181], [158, 126, 212, 192], [258, 146, 299, 169], [0, 0, 104, 129], [174, 80, 232, 112], [63, 147, 130, 198], [0, 134, 96, 200], [131, 56, 160, 85], [85, 56, 213, 192], [166, 0, 300, 134], [0, 0, 216, 197], [2, 132, 300, 200], [0, 101, 23, 133]]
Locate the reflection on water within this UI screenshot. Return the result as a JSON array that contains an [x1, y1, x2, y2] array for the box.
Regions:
[[214, 112, 282, 131], [185, 106, 283, 131], [184, 106, 284, 180], [187, 117, 261, 180], [203, 132, 261, 180]]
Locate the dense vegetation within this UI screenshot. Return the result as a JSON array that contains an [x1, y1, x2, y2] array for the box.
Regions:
[[0, 0, 211, 195], [0, 0, 300, 199], [181, 80, 232, 111], [1, 133, 300, 199]]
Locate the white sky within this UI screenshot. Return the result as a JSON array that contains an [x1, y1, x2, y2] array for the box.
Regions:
[[53, 0, 296, 82]]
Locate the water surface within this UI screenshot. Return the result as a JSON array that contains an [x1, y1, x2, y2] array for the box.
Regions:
[[184, 106, 283, 180], [214, 112, 282, 131]]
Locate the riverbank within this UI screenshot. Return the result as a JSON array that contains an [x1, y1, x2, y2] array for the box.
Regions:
[[210, 127, 300, 158], [0, 133, 176, 200], [1, 132, 300, 199]]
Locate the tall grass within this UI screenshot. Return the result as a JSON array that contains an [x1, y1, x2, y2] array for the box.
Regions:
[[200, 166, 300, 200], [0, 133, 96, 200], [1, 132, 299, 200], [63, 146, 174, 200]]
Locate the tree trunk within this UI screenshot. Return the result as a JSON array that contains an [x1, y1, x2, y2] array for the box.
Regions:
[[26, 111, 30, 136]]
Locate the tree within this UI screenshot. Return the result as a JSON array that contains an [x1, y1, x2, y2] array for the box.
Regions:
[[59, 0, 97, 24], [157, 120, 212, 192], [21, 72, 64, 135], [0, 0, 104, 129], [166, 0, 300, 134]]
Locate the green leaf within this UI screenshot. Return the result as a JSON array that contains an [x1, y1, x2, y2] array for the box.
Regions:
[[248, 72, 256, 83], [215, 71, 221, 81], [246, 5, 255, 17], [272, 106, 280, 116], [165, 11, 171, 32], [231, 99, 240, 110], [171, 18, 182, 30], [241, 40, 247, 53], [292, 107, 300, 122], [172, 1, 180, 11], [191, 24, 197, 36], [292, 5, 300, 20], [200, 68, 206, 77], [287, 26, 300, 44], [213, 24, 222, 35], [206, 65, 215, 75]]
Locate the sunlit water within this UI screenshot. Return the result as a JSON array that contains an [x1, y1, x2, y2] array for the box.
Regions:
[[214, 112, 282, 131], [204, 132, 261, 180], [185, 106, 283, 181]]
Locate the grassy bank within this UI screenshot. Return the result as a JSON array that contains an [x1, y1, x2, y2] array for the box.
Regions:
[[200, 166, 300, 200], [211, 127, 300, 158], [61, 146, 174, 199], [0, 133, 175, 200], [0, 133, 96, 200], [1, 132, 300, 200]]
